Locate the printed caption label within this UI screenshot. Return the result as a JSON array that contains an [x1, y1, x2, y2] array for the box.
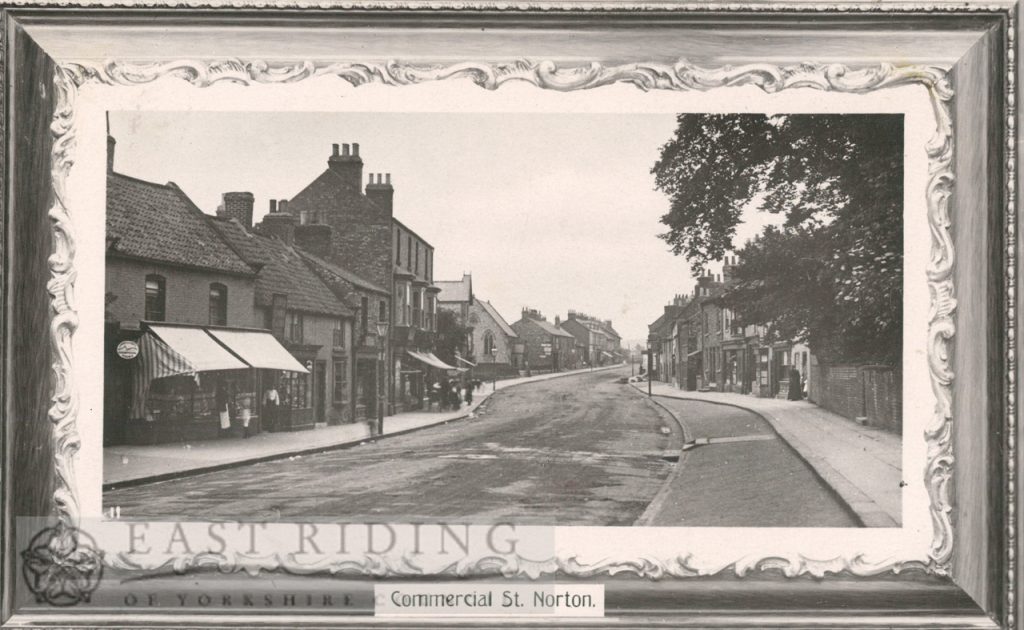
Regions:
[[375, 584, 604, 617]]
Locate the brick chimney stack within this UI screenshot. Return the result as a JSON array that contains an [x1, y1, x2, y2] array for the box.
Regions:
[[217, 192, 255, 229], [107, 135, 116, 173], [366, 172, 394, 214], [259, 197, 296, 245], [722, 255, 740, 285], [328, 142, 363, 190]]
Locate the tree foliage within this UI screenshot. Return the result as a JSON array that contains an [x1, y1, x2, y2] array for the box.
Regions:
[[433, 309, 473, 366], [652, 114, 903, 364]]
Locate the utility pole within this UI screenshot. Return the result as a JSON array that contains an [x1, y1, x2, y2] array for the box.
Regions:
[[647, 338, 654, 398]]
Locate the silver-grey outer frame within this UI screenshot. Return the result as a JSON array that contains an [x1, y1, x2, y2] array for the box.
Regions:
[[0, 2, 1017, 627]]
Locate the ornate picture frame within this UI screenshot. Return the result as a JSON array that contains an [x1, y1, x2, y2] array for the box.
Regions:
[[1, 1, 1019, 627]]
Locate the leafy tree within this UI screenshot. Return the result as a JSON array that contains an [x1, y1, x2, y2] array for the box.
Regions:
[[652, 114, 903, 364], [433, 309, 473, 366]]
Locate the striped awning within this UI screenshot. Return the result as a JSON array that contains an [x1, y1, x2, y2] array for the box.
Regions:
[[129, 332, 199, 420]]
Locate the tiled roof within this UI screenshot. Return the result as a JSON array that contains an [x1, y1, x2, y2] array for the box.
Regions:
[[298, 250, 390, 296], [211, 218, 352, 317], [106, 172, 254, 275], [435, 274, 473, 303], [601, 322, 622, 340], [477, 299, 517, 338], [524, 318, 575, 338]]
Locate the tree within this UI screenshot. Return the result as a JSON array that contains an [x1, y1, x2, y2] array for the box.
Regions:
[[651, 114, 903, 365], [433, 309, 473, 366]]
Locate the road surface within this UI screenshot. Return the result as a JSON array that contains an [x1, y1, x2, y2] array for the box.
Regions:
[[105, 367, 858, 526]]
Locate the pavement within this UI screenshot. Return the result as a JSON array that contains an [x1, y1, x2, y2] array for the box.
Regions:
[[631, 381, 902, 527], [104, 367, 676, 524], [103, 364, 625, 489]]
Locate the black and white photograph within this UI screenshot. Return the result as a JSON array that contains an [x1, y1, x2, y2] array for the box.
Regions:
[[2, 4, 1018, 627], [100, 110, 903, 529]]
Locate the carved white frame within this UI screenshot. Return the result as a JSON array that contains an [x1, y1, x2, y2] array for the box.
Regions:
[[46, 58, 959, 581]]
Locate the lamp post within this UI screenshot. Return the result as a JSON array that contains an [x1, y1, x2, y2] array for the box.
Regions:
[[376, 321, 389, 436]]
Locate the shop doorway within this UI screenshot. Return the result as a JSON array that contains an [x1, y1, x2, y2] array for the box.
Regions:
[[314, 361, 327, 424]]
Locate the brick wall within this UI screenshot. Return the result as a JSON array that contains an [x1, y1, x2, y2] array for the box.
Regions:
[[289, 170, 392, 291], [106, 257, 256, 328], [809, 364, 902, 432]]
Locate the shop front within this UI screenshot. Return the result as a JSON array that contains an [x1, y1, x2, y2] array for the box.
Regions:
[[121, 322, 307, 445]]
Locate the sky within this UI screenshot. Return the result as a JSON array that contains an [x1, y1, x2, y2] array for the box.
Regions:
[[109, 111, 770, 345]]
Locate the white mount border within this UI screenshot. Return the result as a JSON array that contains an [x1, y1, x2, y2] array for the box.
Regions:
[[50, 58, 954, 579]]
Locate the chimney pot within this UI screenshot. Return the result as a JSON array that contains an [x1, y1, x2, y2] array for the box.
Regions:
[[279, 199, 289, 214], [332, 143, 339, 157], [386, 173, 391, 185], [353, 143, 360, 156], [342, 144, 350, 156], [270, 199, 278, 213]]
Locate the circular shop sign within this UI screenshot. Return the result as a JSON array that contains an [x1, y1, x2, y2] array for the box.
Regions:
[[116, 340, 139, 360]]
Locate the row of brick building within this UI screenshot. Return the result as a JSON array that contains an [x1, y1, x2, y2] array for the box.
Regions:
[[105, 138, 624, 446], [646, 257, 901, 432], [647, 260, 812, 401]]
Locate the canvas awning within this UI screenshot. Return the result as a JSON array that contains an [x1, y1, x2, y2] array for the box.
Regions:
[[148, 325, 248, 372], [687, 349, 702, 357], [407, 350, 458, 371], [207, 329, 307, 373], [454, 355, 476, 367]]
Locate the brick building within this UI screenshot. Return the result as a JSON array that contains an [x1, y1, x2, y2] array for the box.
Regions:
[[560, 311, 611, 366], [212, 208, 355, 429], [511, 308, 577, 372], [287, 143, 441, 415], [105, 150, 309, 445], [296, 247, 391, 422]]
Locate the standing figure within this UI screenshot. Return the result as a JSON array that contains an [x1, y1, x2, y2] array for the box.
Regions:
[[263, 382, 280, 432], [216, 381, 231, 438], [464, 381, 474, 406], [787, 367, 804, 401]]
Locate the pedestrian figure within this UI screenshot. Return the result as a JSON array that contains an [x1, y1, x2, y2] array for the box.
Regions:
[[450, 383, 461, 410], [787, 367, 804, 401], [464, 382, 473, 406], [238, 390, 253, 438], [263, 382, 280, 432], [216, 381, 231, 437]]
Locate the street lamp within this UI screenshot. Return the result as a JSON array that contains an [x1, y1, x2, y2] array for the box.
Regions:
[[376, 321, 389, 436]]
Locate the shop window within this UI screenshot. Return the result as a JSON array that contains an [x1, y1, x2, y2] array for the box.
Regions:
[[144, 274, 166, 321], [280, 370, 310, 409], [333, 360, 348, 404], [209, 283, 228, 326]]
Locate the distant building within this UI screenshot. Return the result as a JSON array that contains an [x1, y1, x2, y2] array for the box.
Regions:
[[436, 274, 524, 379], [560, 311, 624, 366], [511, 308, 577, 372]]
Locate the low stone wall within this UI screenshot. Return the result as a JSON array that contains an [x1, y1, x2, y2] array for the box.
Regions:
[[809, 364, 901, 432]]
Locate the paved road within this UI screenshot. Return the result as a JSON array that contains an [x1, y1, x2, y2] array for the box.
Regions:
[[646, 397, 859, 527], [106, 368, 859, 526], [105, 368, 679, 524]]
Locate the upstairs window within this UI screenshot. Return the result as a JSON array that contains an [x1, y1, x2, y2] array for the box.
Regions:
[[287, 312, 304, 343], [484, 331, 495, 356], [144, 274, 166, 321], [378, 300, 387, 323], [209, 283, 227, 326], [360, 296, 369, 336], [395, 228, 401, 265]]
